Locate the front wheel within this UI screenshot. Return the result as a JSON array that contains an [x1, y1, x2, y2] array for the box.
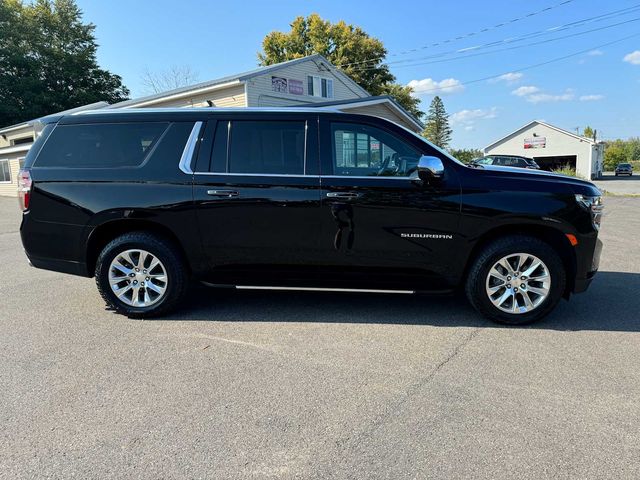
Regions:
[[465, 235, 566, 325], [95, 232, 189, 318]]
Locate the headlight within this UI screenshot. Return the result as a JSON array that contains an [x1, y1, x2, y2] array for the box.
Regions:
[[575, 194, 603, 229]]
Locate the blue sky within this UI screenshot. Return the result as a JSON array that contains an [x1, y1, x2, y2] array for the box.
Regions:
[[75, 0, 640, 149]]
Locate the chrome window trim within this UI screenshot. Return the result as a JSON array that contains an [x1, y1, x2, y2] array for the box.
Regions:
[[303, 121, 308, 174], [189, 172, 413, 180], [323, 175, 414, 180], [178, 121, 203, 174]]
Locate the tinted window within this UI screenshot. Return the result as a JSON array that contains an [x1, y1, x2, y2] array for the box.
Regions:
[[474, 157, 493, 165], [210, 121, 229, 173], [498, 157, 520, 167], [35, 122, 168, 168], [220, 121, 305, 175], [331, 122, 420, 177]]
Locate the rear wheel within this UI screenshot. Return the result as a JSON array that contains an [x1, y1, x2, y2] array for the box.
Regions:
[[465, 235, 566, 325], [95, 232, 188, 318]]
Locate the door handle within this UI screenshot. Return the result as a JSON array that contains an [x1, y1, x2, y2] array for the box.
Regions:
[[207, 189, 239, 198], [326, 191, 361, 200]]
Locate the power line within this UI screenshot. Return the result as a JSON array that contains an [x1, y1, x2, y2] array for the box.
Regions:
[[406, 32, 640, 95], [380, 0, 576, 58], [349, 15, 640, 72], [340, 3, 640, 69]]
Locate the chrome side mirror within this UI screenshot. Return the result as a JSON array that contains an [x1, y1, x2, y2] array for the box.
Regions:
[[417, 155, 444, 181]]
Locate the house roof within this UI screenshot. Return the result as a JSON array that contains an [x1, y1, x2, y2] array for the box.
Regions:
[[485, 120, 596, 151], [0, 143, 32, 156], [306, 95, 424, 130], [109, 54, 371, 109], [0, 101, 109, 134]]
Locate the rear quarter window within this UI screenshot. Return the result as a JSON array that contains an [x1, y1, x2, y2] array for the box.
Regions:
[[34, 122, 168, 168]]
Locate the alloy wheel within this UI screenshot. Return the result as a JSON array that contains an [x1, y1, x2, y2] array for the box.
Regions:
[[485, 253, 551, 314], [108, 249, 168, 307]]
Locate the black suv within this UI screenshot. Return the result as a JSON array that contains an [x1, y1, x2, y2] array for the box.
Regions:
[[472, 155, 540, 170], [614, 163, 633, 176], [19, 108, 603, 324]]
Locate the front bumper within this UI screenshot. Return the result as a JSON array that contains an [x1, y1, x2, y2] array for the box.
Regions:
[[572, 237, 603, 294]]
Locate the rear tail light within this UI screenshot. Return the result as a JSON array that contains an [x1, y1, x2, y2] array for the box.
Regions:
[[18, 169, 32, 211]]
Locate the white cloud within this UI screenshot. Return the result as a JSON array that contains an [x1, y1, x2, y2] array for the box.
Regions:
[[490, 72, 523, 84], [587, 49, 604, 56], [623, 50, 640, 65], [464, 125, 474, 131], [450, 107, 498, 125], [579, 94, 604, 101], [526, 90, 575, 104], [511, 86, 540, 97], [407, 77, 464, 95]]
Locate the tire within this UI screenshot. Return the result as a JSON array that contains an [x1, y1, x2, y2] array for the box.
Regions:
[[95, 231, 189, 318], [465, 235, 566, 325]]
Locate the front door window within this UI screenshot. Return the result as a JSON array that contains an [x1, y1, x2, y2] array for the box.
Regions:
[[331, 123, 420, 177]]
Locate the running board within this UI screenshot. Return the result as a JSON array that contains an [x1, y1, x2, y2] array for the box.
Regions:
[[200, 283, 415, 295]]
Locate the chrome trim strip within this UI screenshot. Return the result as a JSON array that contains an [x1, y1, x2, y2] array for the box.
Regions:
[[233, 286, 415, 294], [178, 121, 203, 174], [322, 175, 413, 180], [190, 172, 413, 180], [303, 121, 308, 175]]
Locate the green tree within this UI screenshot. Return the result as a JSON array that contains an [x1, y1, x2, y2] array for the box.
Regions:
[[604, 144, 627, 170], [0, 0, 129, 126], [583, 126, 594, 139], [449, 148, 483, 164], [258, 14, 423, 119], [422, 96, 452, 149]]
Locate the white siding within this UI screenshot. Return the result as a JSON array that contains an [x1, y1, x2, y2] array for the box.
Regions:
[[246, 58, 368, 107], [486, 123, 595, 179], [140, 84, 247, 108], [0, 124, 34, 148], [0, 156, 22, 197]]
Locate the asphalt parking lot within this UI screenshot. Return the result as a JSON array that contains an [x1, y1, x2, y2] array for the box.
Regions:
[[593, 172, 640, 196], [1, 195, 639, 479]]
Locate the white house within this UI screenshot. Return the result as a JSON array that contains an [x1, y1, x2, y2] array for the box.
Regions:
[[484, 120, 604, 179], [0, 54, 423, 196], [107, 54, 422, 131]]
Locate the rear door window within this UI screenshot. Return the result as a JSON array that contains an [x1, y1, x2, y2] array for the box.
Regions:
[[35, 122, 168, 168], [209, 120, 306, 175]]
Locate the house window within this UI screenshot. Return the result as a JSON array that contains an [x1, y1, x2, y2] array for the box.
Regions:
[[0, 160, 11, 182], [307, 75, 333, 99], [11, 136, 34, 146]]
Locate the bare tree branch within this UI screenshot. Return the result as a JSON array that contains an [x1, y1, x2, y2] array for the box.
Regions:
[[140, 65, 200, 94]]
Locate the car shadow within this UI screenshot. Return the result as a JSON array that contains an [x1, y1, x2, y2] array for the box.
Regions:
[[154, 271, 640, 332]]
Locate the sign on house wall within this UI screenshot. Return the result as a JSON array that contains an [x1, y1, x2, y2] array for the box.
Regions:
[[271, 76, 304, 95], [271, 76, 288, 93], [524, 136, 546, 149], [288, 79, 303, 95]]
